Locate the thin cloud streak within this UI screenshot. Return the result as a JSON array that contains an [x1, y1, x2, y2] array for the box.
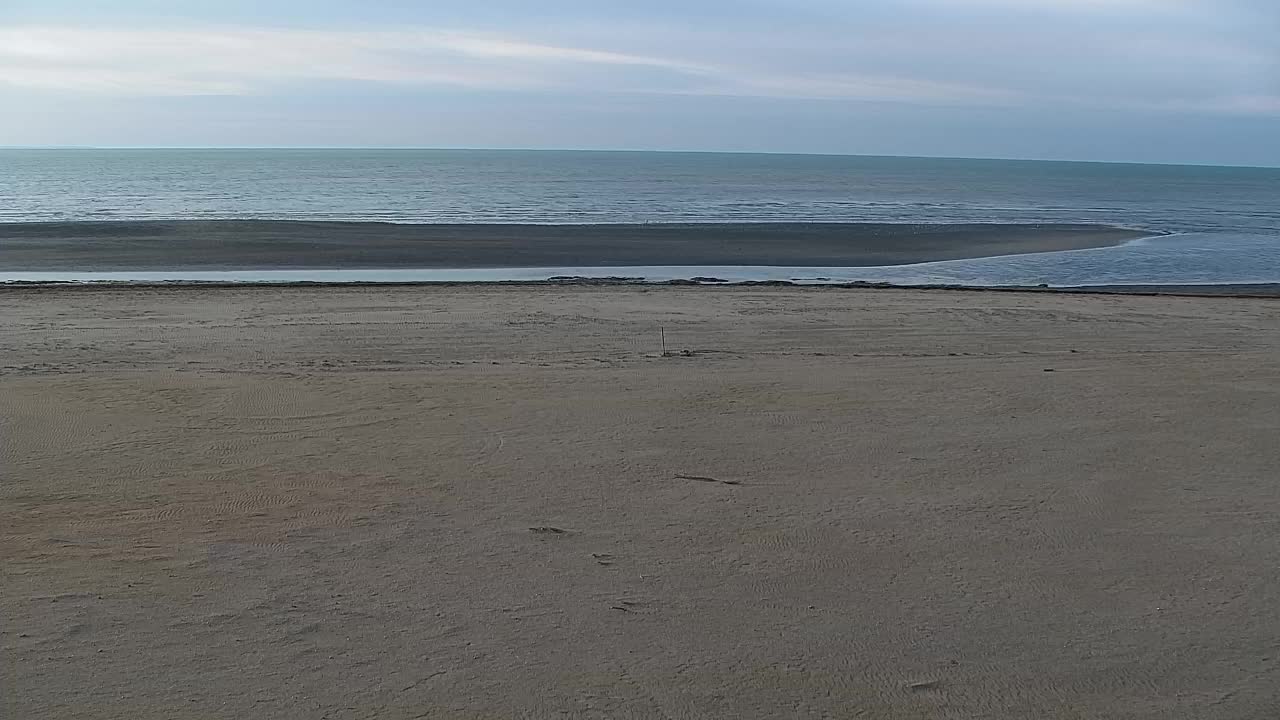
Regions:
[[2, 26, 1001, 105], [1, 20, 1274, 115], [0, 27, 715, 95]]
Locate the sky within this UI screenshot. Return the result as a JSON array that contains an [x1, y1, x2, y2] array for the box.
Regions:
[[1, 0, 1277, 165]]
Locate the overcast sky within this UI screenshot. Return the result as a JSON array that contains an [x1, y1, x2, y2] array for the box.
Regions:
[[2, 0, 1277, 165]]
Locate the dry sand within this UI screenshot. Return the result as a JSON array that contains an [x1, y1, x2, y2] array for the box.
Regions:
[[3, 285, 1279, 719]]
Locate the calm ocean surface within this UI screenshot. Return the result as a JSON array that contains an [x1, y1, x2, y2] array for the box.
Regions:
[[3, 149, 1278, 285]]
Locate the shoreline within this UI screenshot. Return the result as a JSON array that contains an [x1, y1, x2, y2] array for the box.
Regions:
[[0, 220, 1150, 271], [3, 279, 1278, 298]]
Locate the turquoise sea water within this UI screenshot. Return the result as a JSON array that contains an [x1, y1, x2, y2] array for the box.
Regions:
[[2, 149, 1278, 285]]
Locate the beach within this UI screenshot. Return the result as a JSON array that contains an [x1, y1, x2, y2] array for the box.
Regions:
[[4, 284, 1280, 718], [0, 221, 1146, 270]]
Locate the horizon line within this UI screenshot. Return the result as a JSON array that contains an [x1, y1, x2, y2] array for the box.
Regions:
[[1, 146, 1277, 170]]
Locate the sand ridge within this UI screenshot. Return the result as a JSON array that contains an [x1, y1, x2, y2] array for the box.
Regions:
[[0, 220, 1148, 270]]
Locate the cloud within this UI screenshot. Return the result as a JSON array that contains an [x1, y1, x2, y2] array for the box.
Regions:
[[915, 0, 1190, 10], [0, 27, 716, 95], [0, 0, 1275, 117], [0, 25, 1034, 105]]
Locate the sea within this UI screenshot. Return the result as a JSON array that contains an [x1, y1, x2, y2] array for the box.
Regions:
[[3, 149, 1279, 286]]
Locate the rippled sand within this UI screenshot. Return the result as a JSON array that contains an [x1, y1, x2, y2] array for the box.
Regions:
[[4, 285, 1280, 718]]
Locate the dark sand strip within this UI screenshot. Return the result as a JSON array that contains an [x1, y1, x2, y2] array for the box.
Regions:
[[0, 221, 1148, 270]]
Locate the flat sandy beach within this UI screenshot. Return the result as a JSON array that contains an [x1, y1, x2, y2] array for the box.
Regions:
[[4, 285, 1279, 718], [0, 221, 1146, 270]]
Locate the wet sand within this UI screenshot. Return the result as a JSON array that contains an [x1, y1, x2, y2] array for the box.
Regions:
[[0, 221, 1147, 270], [4, 285, 1280, 718]]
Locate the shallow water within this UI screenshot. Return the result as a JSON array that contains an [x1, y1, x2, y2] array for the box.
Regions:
[[5, 233, 1278, 287]]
